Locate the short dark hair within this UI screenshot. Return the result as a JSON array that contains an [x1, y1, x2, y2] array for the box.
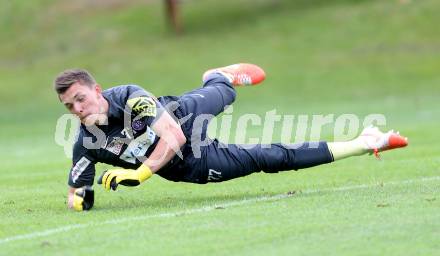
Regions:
[[54, 69, 96, 94]]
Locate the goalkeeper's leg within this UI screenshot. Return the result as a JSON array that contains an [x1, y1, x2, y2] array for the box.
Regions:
[[202, 126, 408, 182], [203, 140, 333, 182]]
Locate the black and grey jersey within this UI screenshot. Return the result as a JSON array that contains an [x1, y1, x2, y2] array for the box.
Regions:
[[68, 85, 165, 188]]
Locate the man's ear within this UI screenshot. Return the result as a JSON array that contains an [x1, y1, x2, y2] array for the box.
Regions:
[[94, 84, 104, 100], [95, 84, 102, 94]]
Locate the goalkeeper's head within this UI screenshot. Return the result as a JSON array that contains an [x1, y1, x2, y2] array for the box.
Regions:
[[54, 69, 108, 126]]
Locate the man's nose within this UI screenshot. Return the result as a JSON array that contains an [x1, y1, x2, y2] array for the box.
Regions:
[[73, 103, 83, 114]]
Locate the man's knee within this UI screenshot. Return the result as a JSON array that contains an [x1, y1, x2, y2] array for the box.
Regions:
[[204, 75, 236, 103], [254, 146, 293, 171]]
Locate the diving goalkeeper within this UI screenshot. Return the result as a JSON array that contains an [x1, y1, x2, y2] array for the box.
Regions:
[[54, 64, 408, 211]]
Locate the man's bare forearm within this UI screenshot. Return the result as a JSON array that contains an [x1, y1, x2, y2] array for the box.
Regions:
[[144, 128, 186, 172], [144, 111, 186, 172]]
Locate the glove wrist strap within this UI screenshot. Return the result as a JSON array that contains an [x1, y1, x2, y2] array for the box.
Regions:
[[136, 164, 153, 182]]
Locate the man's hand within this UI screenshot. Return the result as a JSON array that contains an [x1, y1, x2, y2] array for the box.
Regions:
[[72, 186, 94, 211], [98, 165, 153, 191]]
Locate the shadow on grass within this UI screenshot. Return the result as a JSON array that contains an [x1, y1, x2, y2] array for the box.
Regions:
[[95, 190, 287, 212], [94, 180, 386, 212]]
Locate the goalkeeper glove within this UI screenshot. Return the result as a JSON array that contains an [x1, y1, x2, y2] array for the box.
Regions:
[[98, 165, 153, 191], [72, 186, 94, 211]]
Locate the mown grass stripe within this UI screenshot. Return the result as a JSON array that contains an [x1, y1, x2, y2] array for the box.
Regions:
[[1, 176, 439, 245]]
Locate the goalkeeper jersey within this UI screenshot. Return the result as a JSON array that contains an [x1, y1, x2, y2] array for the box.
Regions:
[[68, 84, 174, 188]]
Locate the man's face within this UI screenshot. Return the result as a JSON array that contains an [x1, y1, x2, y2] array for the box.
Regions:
[[59, 82, 107, 125]]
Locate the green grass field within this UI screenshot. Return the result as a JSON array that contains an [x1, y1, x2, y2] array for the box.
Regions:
[[1, 0, 439, 255]]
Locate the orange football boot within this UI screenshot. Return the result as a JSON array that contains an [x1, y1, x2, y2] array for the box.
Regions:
[[358, 126, 408, 158], [202, 63, 266, 86]]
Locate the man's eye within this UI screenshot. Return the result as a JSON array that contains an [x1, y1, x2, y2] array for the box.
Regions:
[[77, 97, 85, 102]]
